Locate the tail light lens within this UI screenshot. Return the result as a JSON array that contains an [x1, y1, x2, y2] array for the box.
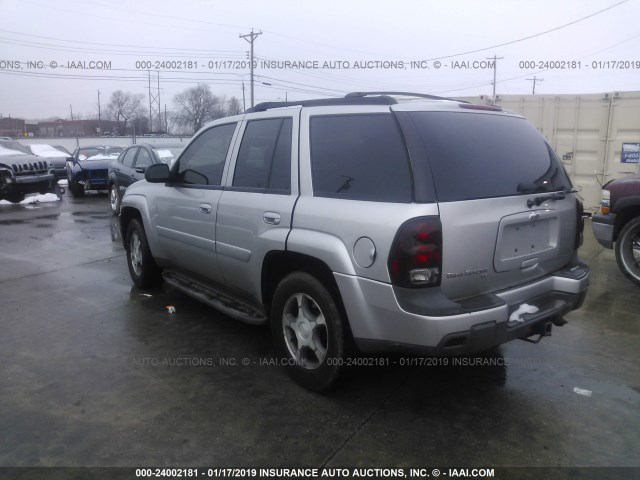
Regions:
[[388, 217, 442, 288]]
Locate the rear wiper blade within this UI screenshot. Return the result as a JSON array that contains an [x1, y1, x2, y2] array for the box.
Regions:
[[527, 189, 576, 208]]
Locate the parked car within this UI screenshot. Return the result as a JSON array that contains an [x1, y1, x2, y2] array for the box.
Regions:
[[0, 140, 58, 201], [592, 173, 640, 285], [119, 92, 590, 391], [27, 144, 73, 180], [108, 143, 184, 214], [67, 145, 124, 197]]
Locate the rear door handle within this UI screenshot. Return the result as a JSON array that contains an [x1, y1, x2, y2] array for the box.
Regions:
[[199, 203, 212, 214], [263, 212, 281, 225]]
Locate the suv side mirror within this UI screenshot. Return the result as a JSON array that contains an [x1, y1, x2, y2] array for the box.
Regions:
[[145, 163, 170, 183]]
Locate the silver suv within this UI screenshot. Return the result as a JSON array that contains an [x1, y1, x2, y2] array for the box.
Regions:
[[119, 92, 590, 391]]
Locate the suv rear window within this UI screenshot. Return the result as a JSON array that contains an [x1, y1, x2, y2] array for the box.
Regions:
[[406, 112, 572, 202], [310, 114, 412, 203]]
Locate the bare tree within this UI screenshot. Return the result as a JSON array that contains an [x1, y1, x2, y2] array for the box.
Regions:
[[173, 84, 226, 133], [106, 90, 144, 135], [227, 96, 243, 116]]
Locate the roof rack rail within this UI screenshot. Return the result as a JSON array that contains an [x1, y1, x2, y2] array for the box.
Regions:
[[346, 91, 470, 104], [245, 95, 397, 113]]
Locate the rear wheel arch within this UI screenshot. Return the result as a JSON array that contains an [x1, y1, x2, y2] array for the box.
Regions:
[[261, 250, 356, 352], [262, 251, 342, 308]]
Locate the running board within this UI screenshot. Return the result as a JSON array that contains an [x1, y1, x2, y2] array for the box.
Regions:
[[163, 270, 267, 325]]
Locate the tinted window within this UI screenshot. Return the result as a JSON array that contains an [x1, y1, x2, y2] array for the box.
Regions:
[[233, 118, 292, 192], [310, 114, 411, 202], [122, 148, 137, 167], [135, 148, 153, 168], [406, 112, 572, 202], [177, 123, 236, 186]]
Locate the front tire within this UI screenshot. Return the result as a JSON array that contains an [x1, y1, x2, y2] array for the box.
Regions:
[[615, 217, 640, 286], [126, 219, 162, 288], [109, 183, 121, 215], [270, 272, 348, 392], [69, 181, 84, 197]]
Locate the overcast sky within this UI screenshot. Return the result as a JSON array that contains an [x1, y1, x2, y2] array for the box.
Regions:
[[1, 0, 639, 120]]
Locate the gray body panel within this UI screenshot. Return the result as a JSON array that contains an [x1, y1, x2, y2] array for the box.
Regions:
[[120, 98, 589, 352]]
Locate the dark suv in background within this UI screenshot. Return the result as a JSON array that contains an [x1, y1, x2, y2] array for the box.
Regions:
[[0, 140, 58, 201], [593, 174, 640, 285]]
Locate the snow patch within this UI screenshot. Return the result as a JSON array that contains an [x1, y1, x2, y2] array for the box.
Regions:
[[509, 303, 539, 323], [0, 145, 26, 156], [19, 193, 61, 205], [0, 199, 13, 206], [29, 144, 69, 157]]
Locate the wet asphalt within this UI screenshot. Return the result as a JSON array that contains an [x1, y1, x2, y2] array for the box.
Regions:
[[0, 192, 639, 477]]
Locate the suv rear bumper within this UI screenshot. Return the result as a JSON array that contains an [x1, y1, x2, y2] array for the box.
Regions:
[[592, 213, 616, 249], [334, 261, 589, 355]]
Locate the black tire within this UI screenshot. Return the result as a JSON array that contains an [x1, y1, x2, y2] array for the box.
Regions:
[[270, 272, 348, 392], [615, 217, 640, 286], [52, 183, 62, 199], [126, 219, 162, 288], [109, 183, 121, 215], [69, 181, 84, 197]]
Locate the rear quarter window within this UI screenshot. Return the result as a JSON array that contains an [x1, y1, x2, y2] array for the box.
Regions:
[[406, 111, 572, 202], [310, 114, 412, 203]]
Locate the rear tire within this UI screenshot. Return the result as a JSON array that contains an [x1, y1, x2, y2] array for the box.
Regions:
[[126, 219, 162, 288], [615, 217, 640, 286], [270, 272, 348, 392]]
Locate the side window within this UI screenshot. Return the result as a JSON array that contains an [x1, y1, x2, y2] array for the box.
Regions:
[[122, 148, 138, 168], [134, 148, 153, 169], [232, 118, 292, 193], [177, 123, 237, 186], [310, 114, 412, 202]]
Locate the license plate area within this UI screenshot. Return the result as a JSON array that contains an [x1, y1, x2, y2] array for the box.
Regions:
[[494, 210, 559, 272]]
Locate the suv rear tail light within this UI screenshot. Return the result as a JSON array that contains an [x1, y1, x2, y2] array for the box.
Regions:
[[388, 217, 442, 288]]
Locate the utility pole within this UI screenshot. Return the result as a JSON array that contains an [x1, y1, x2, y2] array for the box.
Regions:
[[242, 81, 246, 111], [487, 55, 504, 104], [70, 104, 74, 121], [526, 76, 543, 94], [148, 71, 152, 133], [239, 29, 262, 108], [148, 70, 160, 133], [97, 90, 102, 135], [157, 73, 161, 131]]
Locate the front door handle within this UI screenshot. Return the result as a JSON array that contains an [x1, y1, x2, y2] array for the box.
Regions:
[[199, 203, 212, 214], [263, 212, 281, 225]]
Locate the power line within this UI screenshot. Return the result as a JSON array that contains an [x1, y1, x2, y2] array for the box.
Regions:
[[421, 0, 630, 61], [0, 29, 241, 53]]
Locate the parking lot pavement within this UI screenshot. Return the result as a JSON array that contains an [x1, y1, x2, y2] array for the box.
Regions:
[[0, 192, 639, 474]]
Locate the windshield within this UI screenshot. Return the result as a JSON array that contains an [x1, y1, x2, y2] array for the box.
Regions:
[[153, 147, 184, 167], [405, 111, 572, 202], [29, 144, 71, 157], [0, 141, 31, 156], [78, 147, 123, 161]]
